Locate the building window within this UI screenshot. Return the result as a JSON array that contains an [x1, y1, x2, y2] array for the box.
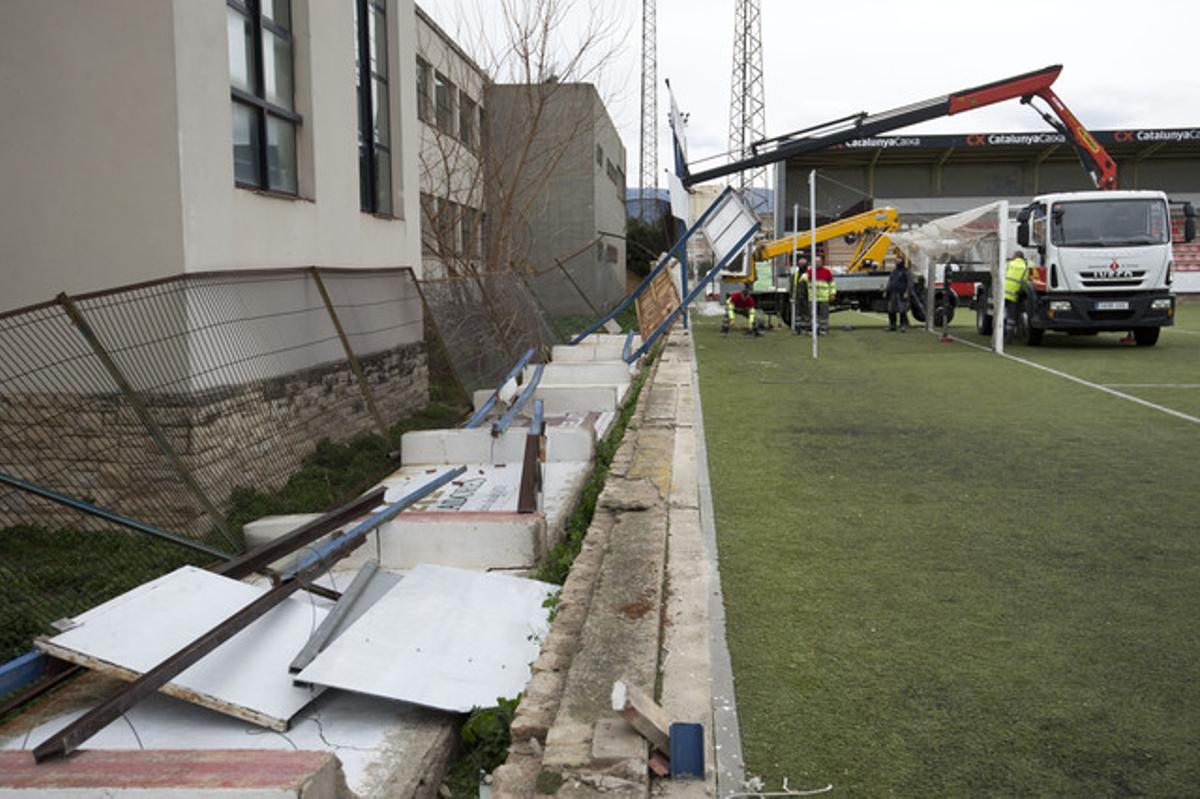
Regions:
[[355, 0, 391, 215], [462, 206, 478, 258], [435, 71, 455, 136], [416, 57, 433, 124], [459, 92, 477, 149], [420, 193, 438, 254], [227, 0, 300, 193]]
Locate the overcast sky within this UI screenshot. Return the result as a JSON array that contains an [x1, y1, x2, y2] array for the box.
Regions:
[[420, 0, 1200, 187]]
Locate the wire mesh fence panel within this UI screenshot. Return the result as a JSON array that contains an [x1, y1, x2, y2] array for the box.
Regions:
[[0, 267, 427, 664], [418, 272, 558, 393]]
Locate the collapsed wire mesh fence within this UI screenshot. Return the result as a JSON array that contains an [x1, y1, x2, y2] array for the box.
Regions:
[[0, 267, 427, 664]]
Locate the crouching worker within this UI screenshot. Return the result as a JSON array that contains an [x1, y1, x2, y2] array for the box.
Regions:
[[722, 284, 761, 336]]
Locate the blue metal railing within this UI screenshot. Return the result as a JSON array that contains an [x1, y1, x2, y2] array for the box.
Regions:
[[464, 348, 535, 429], [492, 364, 545, 436], [571, 186, 737, 345], [625, 221, 761, 362]]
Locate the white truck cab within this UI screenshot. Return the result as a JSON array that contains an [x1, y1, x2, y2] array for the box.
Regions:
[[990, 190, 1195, 346]]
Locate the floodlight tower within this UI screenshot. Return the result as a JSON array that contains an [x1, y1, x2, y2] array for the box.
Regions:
[[727, 0, 767, 192], [638, 0, 658, 220]]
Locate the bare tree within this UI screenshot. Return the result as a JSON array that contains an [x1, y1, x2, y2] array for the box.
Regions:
[[416, 0, 627, 282]]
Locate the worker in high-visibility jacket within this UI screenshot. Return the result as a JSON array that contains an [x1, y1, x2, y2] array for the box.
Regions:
[[1003, 250, 1032, 335], [722, 285, 761, 336], [1004, 251, 1031, 305], [795, 256, 837, 335]]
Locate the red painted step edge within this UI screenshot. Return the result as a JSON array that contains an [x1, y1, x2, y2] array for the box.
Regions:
[[0, 750, 338, 790]]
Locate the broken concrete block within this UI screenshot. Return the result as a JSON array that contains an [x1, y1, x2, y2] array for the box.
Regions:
[[590, 717, 646, 763], [611, 679, 670, 755]]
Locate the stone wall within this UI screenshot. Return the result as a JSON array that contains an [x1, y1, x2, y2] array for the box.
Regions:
[[0, 342, 427, 539]]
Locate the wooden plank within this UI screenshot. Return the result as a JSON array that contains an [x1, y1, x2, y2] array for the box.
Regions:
[[635, 266, 681, 343], [611, 678, 671, 755]]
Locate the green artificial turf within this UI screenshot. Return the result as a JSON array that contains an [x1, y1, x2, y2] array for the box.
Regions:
[[695, 304, 1200, 795]]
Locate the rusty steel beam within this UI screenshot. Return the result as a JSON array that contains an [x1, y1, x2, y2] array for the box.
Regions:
[[214, 487, 384, 580]]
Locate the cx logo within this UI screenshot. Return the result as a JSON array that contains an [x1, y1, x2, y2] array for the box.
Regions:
[[1114, 130, 1134, 143], [966, 134, 986, 146]]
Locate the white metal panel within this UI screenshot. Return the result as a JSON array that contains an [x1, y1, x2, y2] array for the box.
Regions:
[[294, 565, 555, 713], [34, 566, 326, 730], [700, 192, 758, 263]]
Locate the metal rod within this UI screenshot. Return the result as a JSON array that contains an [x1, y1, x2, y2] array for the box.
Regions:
[[215, 487, 385, 580], [56, 292, 239, 552], [464, 348, 536, 429], [0, 471, 231, 561], [810, 170, 818, 358], [0, 662, 81, 720], [571, 186, 736, 345], [626, 222, 762, 362], [289, 559, 380, 673], [517, 400, 545, 515], [492, 364, 544, 437], [33, 469, 461, 762], [284, 466, 467, 579], [31, 554, 340, 762], [309, 268, 391, 441], [623, 329, 636, 361]]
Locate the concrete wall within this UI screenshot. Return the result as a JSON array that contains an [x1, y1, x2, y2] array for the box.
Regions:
[[0, 1, 186, 311], [0, 342, 428, 535], [0, 0, 426, 315], [172, 0, 423, 274], [487, 83, 627, 316], [414, 7, 487, 278]]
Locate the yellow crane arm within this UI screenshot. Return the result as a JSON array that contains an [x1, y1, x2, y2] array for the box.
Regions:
[[754, 207, 900, 265]]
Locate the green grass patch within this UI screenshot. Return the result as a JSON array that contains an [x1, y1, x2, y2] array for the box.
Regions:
[[442, 697, 521, 798], [533, 342, 660, 585], [0, 399, 468, 668], [225, 401, 466, 537], [0, 526, 210, 663], [696, 305, 1200, 794]]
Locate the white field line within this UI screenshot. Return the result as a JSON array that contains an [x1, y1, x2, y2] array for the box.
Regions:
[[1104, 384, 1200, 389], [1166, 327, 1200, 336], [946, 333, 1200, 425]]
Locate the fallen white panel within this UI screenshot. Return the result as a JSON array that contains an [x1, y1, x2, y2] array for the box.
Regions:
[[34, 566, 326, 731], [295, 565, 555, 713], [524, 363, 633, 386], [381, 465, 522, 512]]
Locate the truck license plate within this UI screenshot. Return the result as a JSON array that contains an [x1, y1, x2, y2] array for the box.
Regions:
[[1095, 301, 1129, 311]]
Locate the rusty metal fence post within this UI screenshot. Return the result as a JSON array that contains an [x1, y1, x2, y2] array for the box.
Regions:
[[308, 267, 392, 442], [55, 292, 239, 552]]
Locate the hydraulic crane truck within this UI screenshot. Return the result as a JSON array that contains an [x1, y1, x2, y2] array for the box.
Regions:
[[675, 64, 1194, 343], [725, 207, 899, 326]]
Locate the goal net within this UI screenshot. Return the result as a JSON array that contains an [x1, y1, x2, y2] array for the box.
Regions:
[[886, 201, 1010, 351]]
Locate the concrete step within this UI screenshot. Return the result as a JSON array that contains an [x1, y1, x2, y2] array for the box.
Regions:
[[0, 749, 350, 798]]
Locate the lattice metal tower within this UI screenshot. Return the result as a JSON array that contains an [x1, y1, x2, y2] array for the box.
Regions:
[[728, 0, 766, 191], [638, 0, 658, 220]]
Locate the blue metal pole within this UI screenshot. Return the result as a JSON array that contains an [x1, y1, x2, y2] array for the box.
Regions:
[[0, 470, 232, 560], [626, 223, 762, 362], [284, 466, 467, 580], [492, 364, 545, 436], [571, 186, 735, 345], [464, 347, 536, 429]]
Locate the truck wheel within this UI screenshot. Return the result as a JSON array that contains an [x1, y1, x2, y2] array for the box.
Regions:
[[1133, 327, 1160, 347], [1015, 300, 1043, 346], [975, 289, 993, 336], [933, 292, 957, 327]]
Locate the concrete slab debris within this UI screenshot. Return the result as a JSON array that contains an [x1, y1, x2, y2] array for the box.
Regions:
[[611, 680, 670, 756], [34, 566, 326, 731], [296, 565, 556, 713], [0, 749, 351, 799]]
